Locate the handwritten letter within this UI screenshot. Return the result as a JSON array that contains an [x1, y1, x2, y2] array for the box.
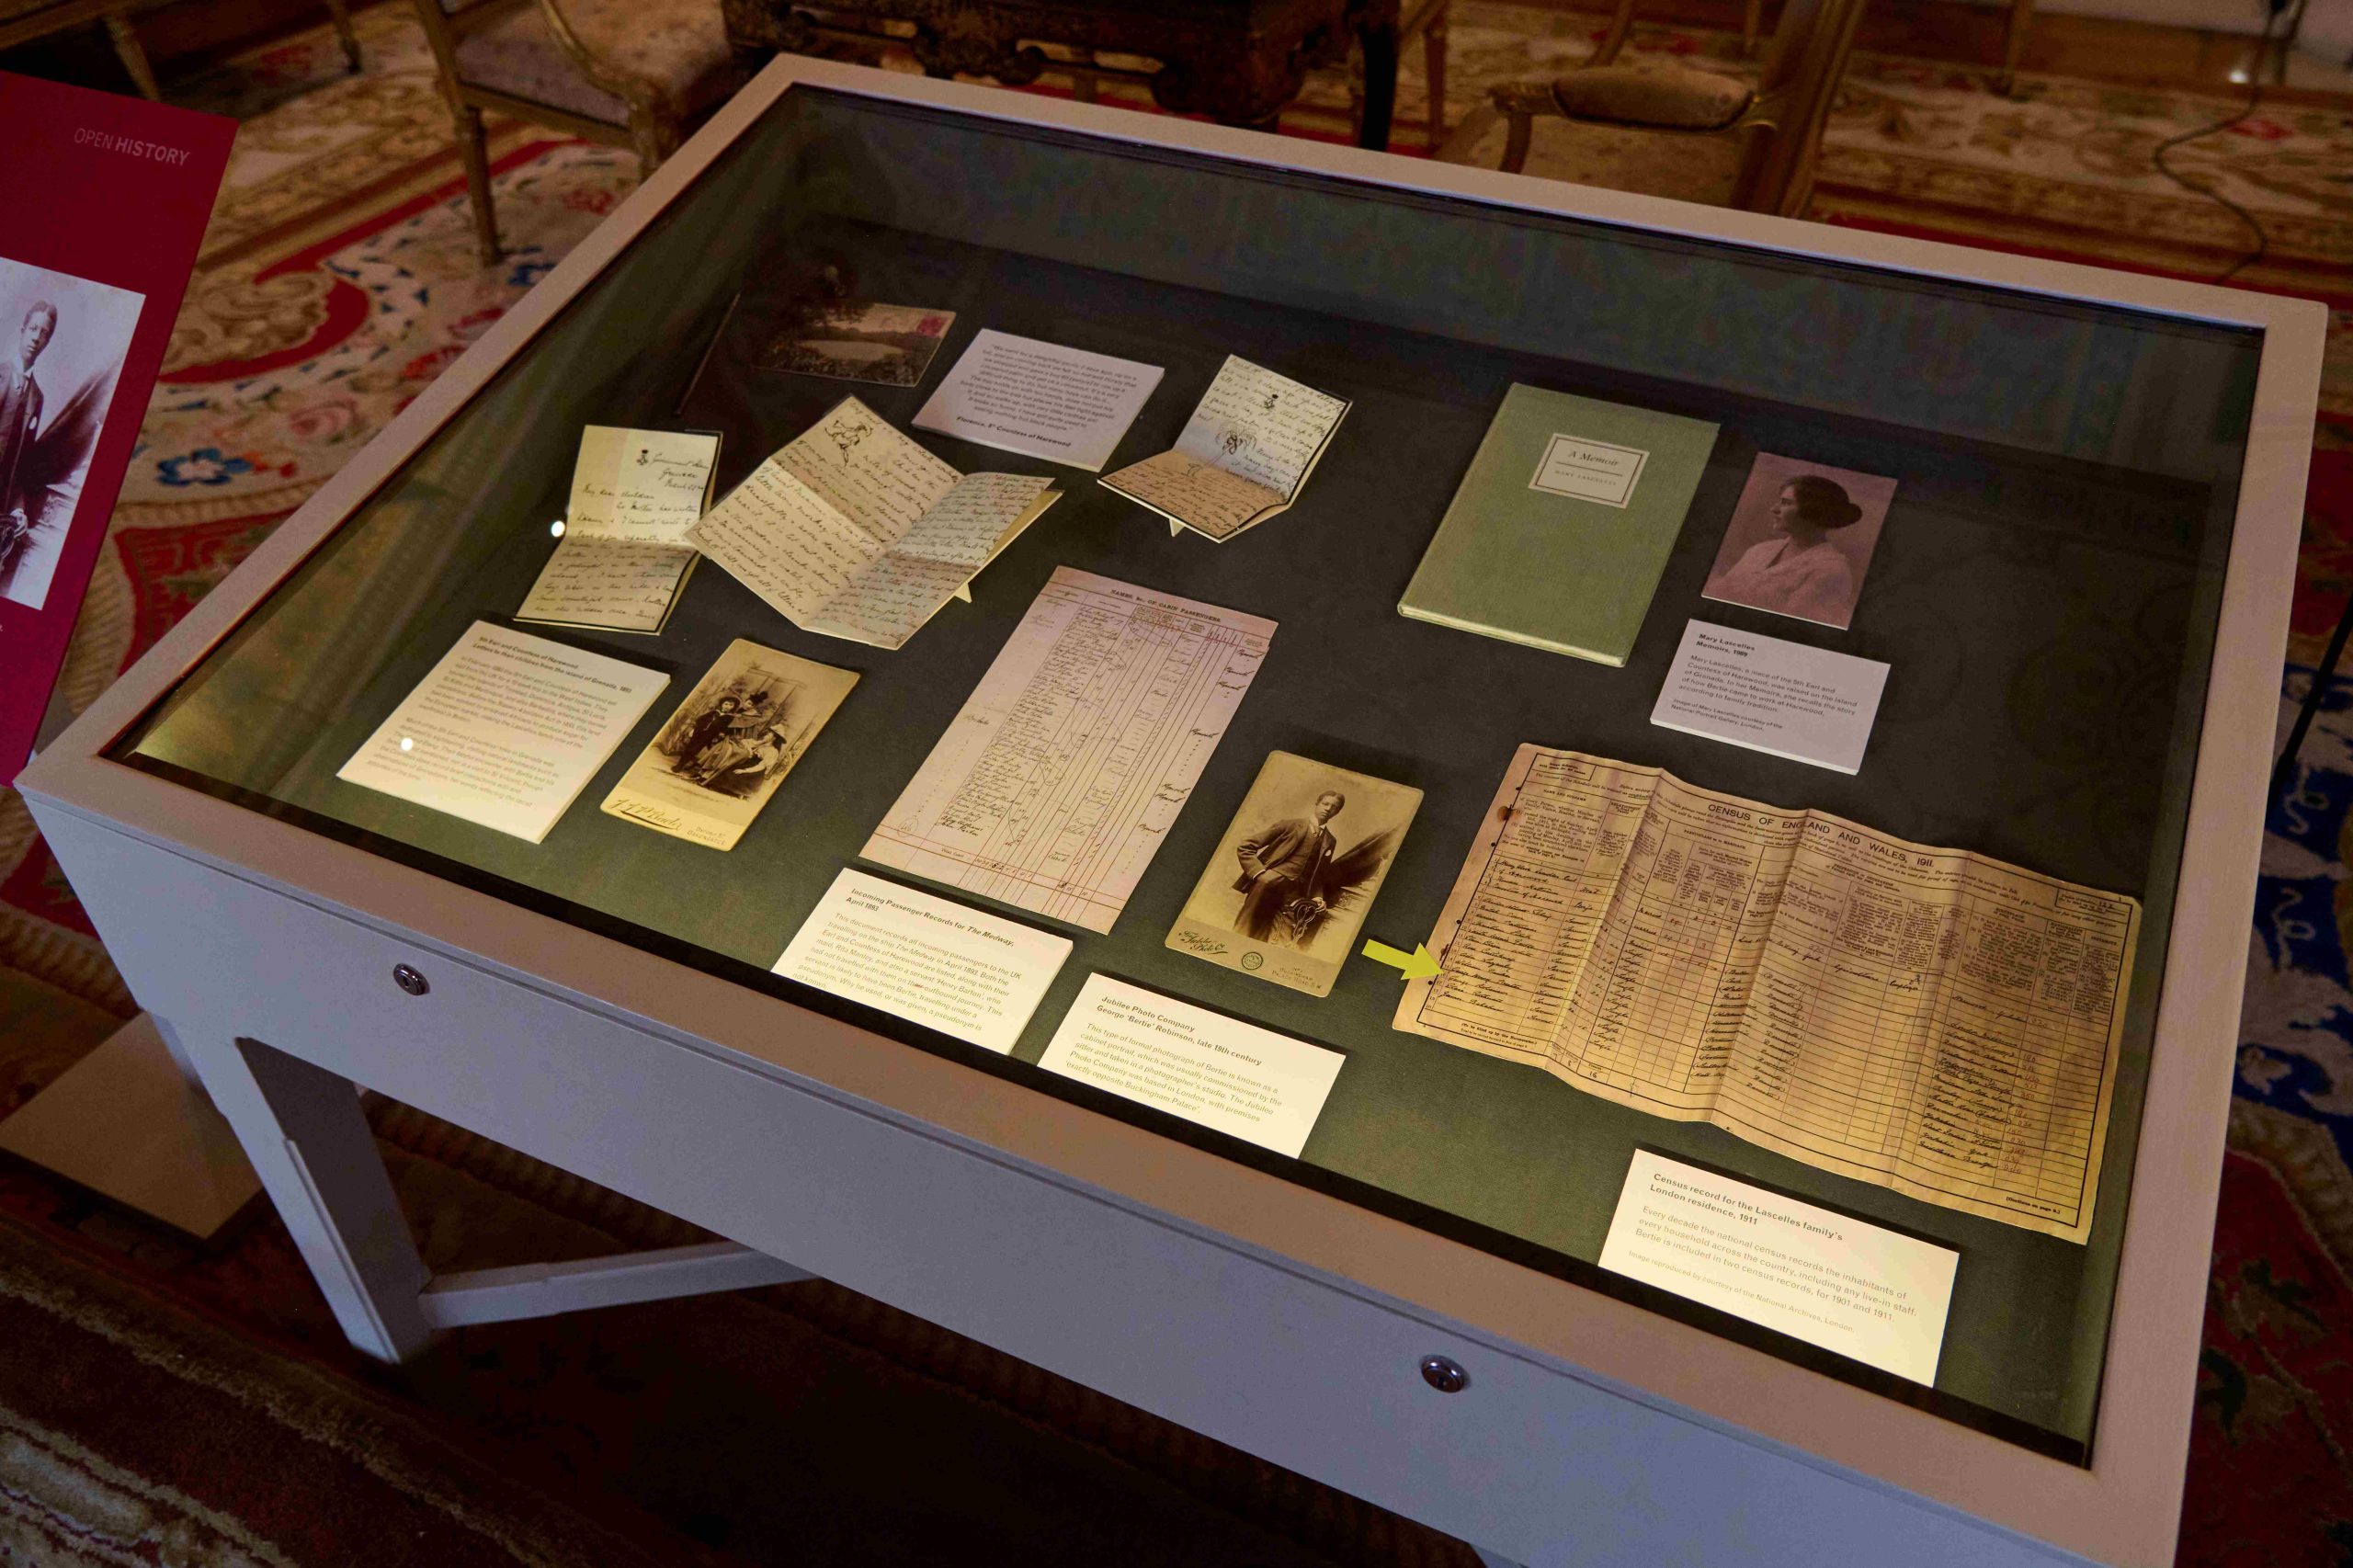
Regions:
[[1101, 357, 1349, 541], [517, 426, 720, 633], [688, 397, 1057, 650]]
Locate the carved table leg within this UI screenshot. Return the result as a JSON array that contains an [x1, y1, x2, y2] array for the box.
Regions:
[[1357, 17, 1397, 150]]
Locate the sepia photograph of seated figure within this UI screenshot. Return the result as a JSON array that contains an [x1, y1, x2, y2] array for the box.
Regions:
[[1700, 454, 1899, 631]]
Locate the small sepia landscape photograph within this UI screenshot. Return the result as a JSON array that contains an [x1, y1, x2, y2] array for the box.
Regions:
[[0, 255, 144, 612], [756, 295, 957, 388], [1700, 453, 1900, 631], [1167, 751, 1422, 996]]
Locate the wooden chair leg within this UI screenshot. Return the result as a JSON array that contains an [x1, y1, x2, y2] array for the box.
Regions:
[[1589, 0, 1636, 67], [324, 0, 361, 73], [1741, 0, 1761, 56], [1501, 108, 1531, 174], [1357, 17, 1397, 151], [1424, 10, 1449, 142], [452, 104, 500, 264], [103, 10, 162, 100], [1998, 0, 2032, 95]]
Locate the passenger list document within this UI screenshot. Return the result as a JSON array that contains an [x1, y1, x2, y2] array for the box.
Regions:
[[1395, 745, 2140, 1242], [862, 567, 1277, 934], [913, 329, 1163, 471], [775, 869, 1072, 1054], [336, 622, 667, 843], [686, 397, 1057, 650], [517, 426, 720, 633], [1039, 975, 1345, 1157], [1100, 356, 1349, 541]]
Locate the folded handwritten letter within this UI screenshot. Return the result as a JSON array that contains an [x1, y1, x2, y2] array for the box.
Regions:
[[517, 426, 721, 633], [1101, 357, 1349, 541], [1395, 746, 2140, 1242], [687, 397, 1058, 650]]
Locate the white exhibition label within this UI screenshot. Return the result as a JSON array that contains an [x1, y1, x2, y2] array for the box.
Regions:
[[1529, 432, 1648, 507], [335, 622, 667, 843], [1037, 975, 1345, 1158], [912, 328, 1164, 471], [774, 869, 1073, 1054], [1600, 1150, 1958, 1385], [1651, 620, 1890, 775]]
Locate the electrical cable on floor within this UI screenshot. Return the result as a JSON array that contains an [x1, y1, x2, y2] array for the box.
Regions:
[[2146, 2, 2290, 284]]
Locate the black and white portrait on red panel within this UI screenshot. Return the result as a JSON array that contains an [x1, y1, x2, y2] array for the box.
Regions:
[[0, 256, 143, 613]]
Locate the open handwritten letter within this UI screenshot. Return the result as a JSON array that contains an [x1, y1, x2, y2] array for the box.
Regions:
[[1396, 746, 2140, 1242], [517, 426, 721, 633], [1101, 357, 1349, 541], [862, 567, 1277, 933], [687, 397, 1058, 650]]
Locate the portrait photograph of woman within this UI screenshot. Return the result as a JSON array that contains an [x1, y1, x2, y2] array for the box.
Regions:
[[1700, 455, 1899, 631]]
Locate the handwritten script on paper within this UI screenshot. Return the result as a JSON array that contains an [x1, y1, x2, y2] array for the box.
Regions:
[[1100, 356, 1349, 541], [686, 397, 1056, 650], [517, 426, 720, 633], [335, 622, 667, 843], [861, 567, 1277, 934], [912, 328, 1164, 471], [1395, 746, 2140, 1242]]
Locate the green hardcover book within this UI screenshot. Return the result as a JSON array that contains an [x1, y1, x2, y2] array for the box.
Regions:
[[1399, 387, 1721, 666]]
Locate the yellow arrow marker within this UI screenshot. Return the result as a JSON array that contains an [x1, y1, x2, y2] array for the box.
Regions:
[[1361, 939, 1441, 980]]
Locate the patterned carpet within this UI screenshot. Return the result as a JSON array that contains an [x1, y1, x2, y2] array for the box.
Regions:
[[1, 5, 2350, 1562]]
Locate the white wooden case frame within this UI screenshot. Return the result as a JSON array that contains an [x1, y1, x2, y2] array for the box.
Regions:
[[17, 58, 2323, 1568]]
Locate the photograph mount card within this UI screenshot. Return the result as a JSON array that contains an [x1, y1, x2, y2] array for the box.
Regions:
[[602, 638, 858, 850], [1166, 751, 1421, 996]]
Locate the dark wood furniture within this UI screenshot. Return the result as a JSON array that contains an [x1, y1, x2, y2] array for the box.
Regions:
[[722, 0, 1402, 149], [0, 0, 357, 99]]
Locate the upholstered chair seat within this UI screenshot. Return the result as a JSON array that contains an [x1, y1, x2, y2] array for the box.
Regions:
[[451, 0, 736, 127], [412, 0, 742, 263], [1434, 0, 1865, 219]]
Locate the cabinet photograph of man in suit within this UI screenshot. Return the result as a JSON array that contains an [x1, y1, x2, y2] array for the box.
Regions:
[[1167, 752, 1423, 997]]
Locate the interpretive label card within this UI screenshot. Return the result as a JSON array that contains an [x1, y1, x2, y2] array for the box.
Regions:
[[775, 870, 1073, 1053], [913, 329, 1163, 471], [335, 622, 666, 843], [1600, 1150, 1958, 1384], [1036, 975, 1344, 1157], [1529, 432, 1647, 507], [1651, 621, 1889, 774]]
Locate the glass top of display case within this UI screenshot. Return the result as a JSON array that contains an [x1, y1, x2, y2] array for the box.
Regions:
[[105, 78, 2282, 1466]]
